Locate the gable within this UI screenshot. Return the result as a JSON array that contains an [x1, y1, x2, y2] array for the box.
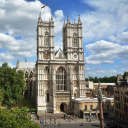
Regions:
[[55, 49, 67, 59]]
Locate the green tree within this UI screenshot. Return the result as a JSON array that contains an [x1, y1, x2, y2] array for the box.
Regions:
[[109, 76, 117, 83], [0, 107, 39, 128], [85, 78, 88, 81], [123, 72, 128, 79], [93, 76, 99, 82], [0, 89, 3, 106], [0, 62, 27, 107]]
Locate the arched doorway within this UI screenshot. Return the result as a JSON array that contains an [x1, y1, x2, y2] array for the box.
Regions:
[[60, 104, 64, 112], [60, 103, 67, 112]]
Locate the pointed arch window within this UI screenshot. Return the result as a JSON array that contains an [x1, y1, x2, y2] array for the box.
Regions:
[[85, 105, 87, 110], [46, 93, 49, 102], [44, 66, 49, 73], [56, 67, 66, 90], [44, 66, 49, 79], [44, 32, 49, 46], [72, 33, 77, 47], [73, 66, 77, 80], [25, 71, 28, 78], [30, 71, 33, 78], [45, 90, 49, 102], [90, 105, 93, 110]]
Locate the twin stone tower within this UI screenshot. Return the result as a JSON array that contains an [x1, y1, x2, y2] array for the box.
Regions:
[[17, 13, 86, 114]]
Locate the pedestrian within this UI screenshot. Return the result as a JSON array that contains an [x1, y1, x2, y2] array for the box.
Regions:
[[50, 116, 52, 121], [81, 122, 83, 126]]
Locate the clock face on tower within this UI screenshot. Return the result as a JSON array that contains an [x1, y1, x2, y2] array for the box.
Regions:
[[73, 53, 78, 60], [43, 51, 50, 59]]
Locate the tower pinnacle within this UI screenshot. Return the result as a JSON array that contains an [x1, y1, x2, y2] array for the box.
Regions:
[[78, 14, 81, 24], [67, 14, 69, 23], [38, 12, 42, 23], [74, 19, 76, 24], [51, 14, 53, 21], [63, 19, 66, 26]]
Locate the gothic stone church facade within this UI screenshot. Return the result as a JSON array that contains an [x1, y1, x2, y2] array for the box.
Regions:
[[16, 13, 86, 114]]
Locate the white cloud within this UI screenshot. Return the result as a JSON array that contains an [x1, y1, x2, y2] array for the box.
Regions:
[[54, 45, 63, 51], [54, 10, 64, 35], [85, 40, 128, 64], [0, 33, 35, 58], [0, 62, 15, 68], [0, 0, 64, 38], [81, 0, 128, 42], [108, 31, 128, 43], [0, 53, 14, 61], [85, 67, 117, 78], [121, 60, 128, 66], [0, 0, 65, 62], [54, 10, 64, 20]]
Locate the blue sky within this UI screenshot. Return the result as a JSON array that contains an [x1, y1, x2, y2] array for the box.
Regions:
[[0, 0, 128, 78]]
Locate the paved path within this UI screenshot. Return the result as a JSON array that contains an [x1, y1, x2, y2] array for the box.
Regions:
[[38, 119, 101, 128], [32, 114, 128, 128]]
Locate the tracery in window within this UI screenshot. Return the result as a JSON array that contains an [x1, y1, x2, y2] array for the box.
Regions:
[[73, 66, 77, 80], [56, 67, 66, 90], [25, 71, 28, 78], [72, 33, 77, 47], [44, 66, 49, 79], [45, 90, 49, 102], [30, 71, 33, 78], [44, 32, 49, 46]]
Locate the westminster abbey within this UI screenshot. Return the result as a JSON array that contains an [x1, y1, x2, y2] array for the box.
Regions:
[[16, 13, 86, 114]]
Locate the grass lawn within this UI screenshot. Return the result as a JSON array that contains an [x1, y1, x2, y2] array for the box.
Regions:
[[13, 98, 35, 109]]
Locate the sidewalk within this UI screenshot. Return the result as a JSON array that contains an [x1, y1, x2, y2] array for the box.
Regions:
[[34, 118, 100, 124]]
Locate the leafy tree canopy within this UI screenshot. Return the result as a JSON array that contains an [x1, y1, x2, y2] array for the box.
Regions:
[[0, 107, 39, 128], [123, 72, 128, 79], [0, 89, 3, 106], [86, 76, 117, 83], [86, 72, 128, 83], [0, 62, 27, 107]]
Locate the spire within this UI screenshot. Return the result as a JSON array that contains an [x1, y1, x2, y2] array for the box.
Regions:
[[39, 12, 41, 18], [16, 58, 19, 68], [17, 58, 19, 64], [74, 19, 76, 24], [51, 14, 53, 21], [67, 14, 69, 23], [63, 19, 66, 26], [25, 58, 27, 62], [38, 12, 42, 23], [78, 14, 81, 24], [59, 45, 61, 50]]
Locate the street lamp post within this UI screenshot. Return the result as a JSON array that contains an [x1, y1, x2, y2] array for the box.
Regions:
[[45, 111, 46, 126], [97, 81, 104, 128]]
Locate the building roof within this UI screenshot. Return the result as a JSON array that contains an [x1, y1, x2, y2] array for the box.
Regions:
[[73, 97, 114, 102], [93, 83, 116, 86], [18, 62, 36, 69]]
